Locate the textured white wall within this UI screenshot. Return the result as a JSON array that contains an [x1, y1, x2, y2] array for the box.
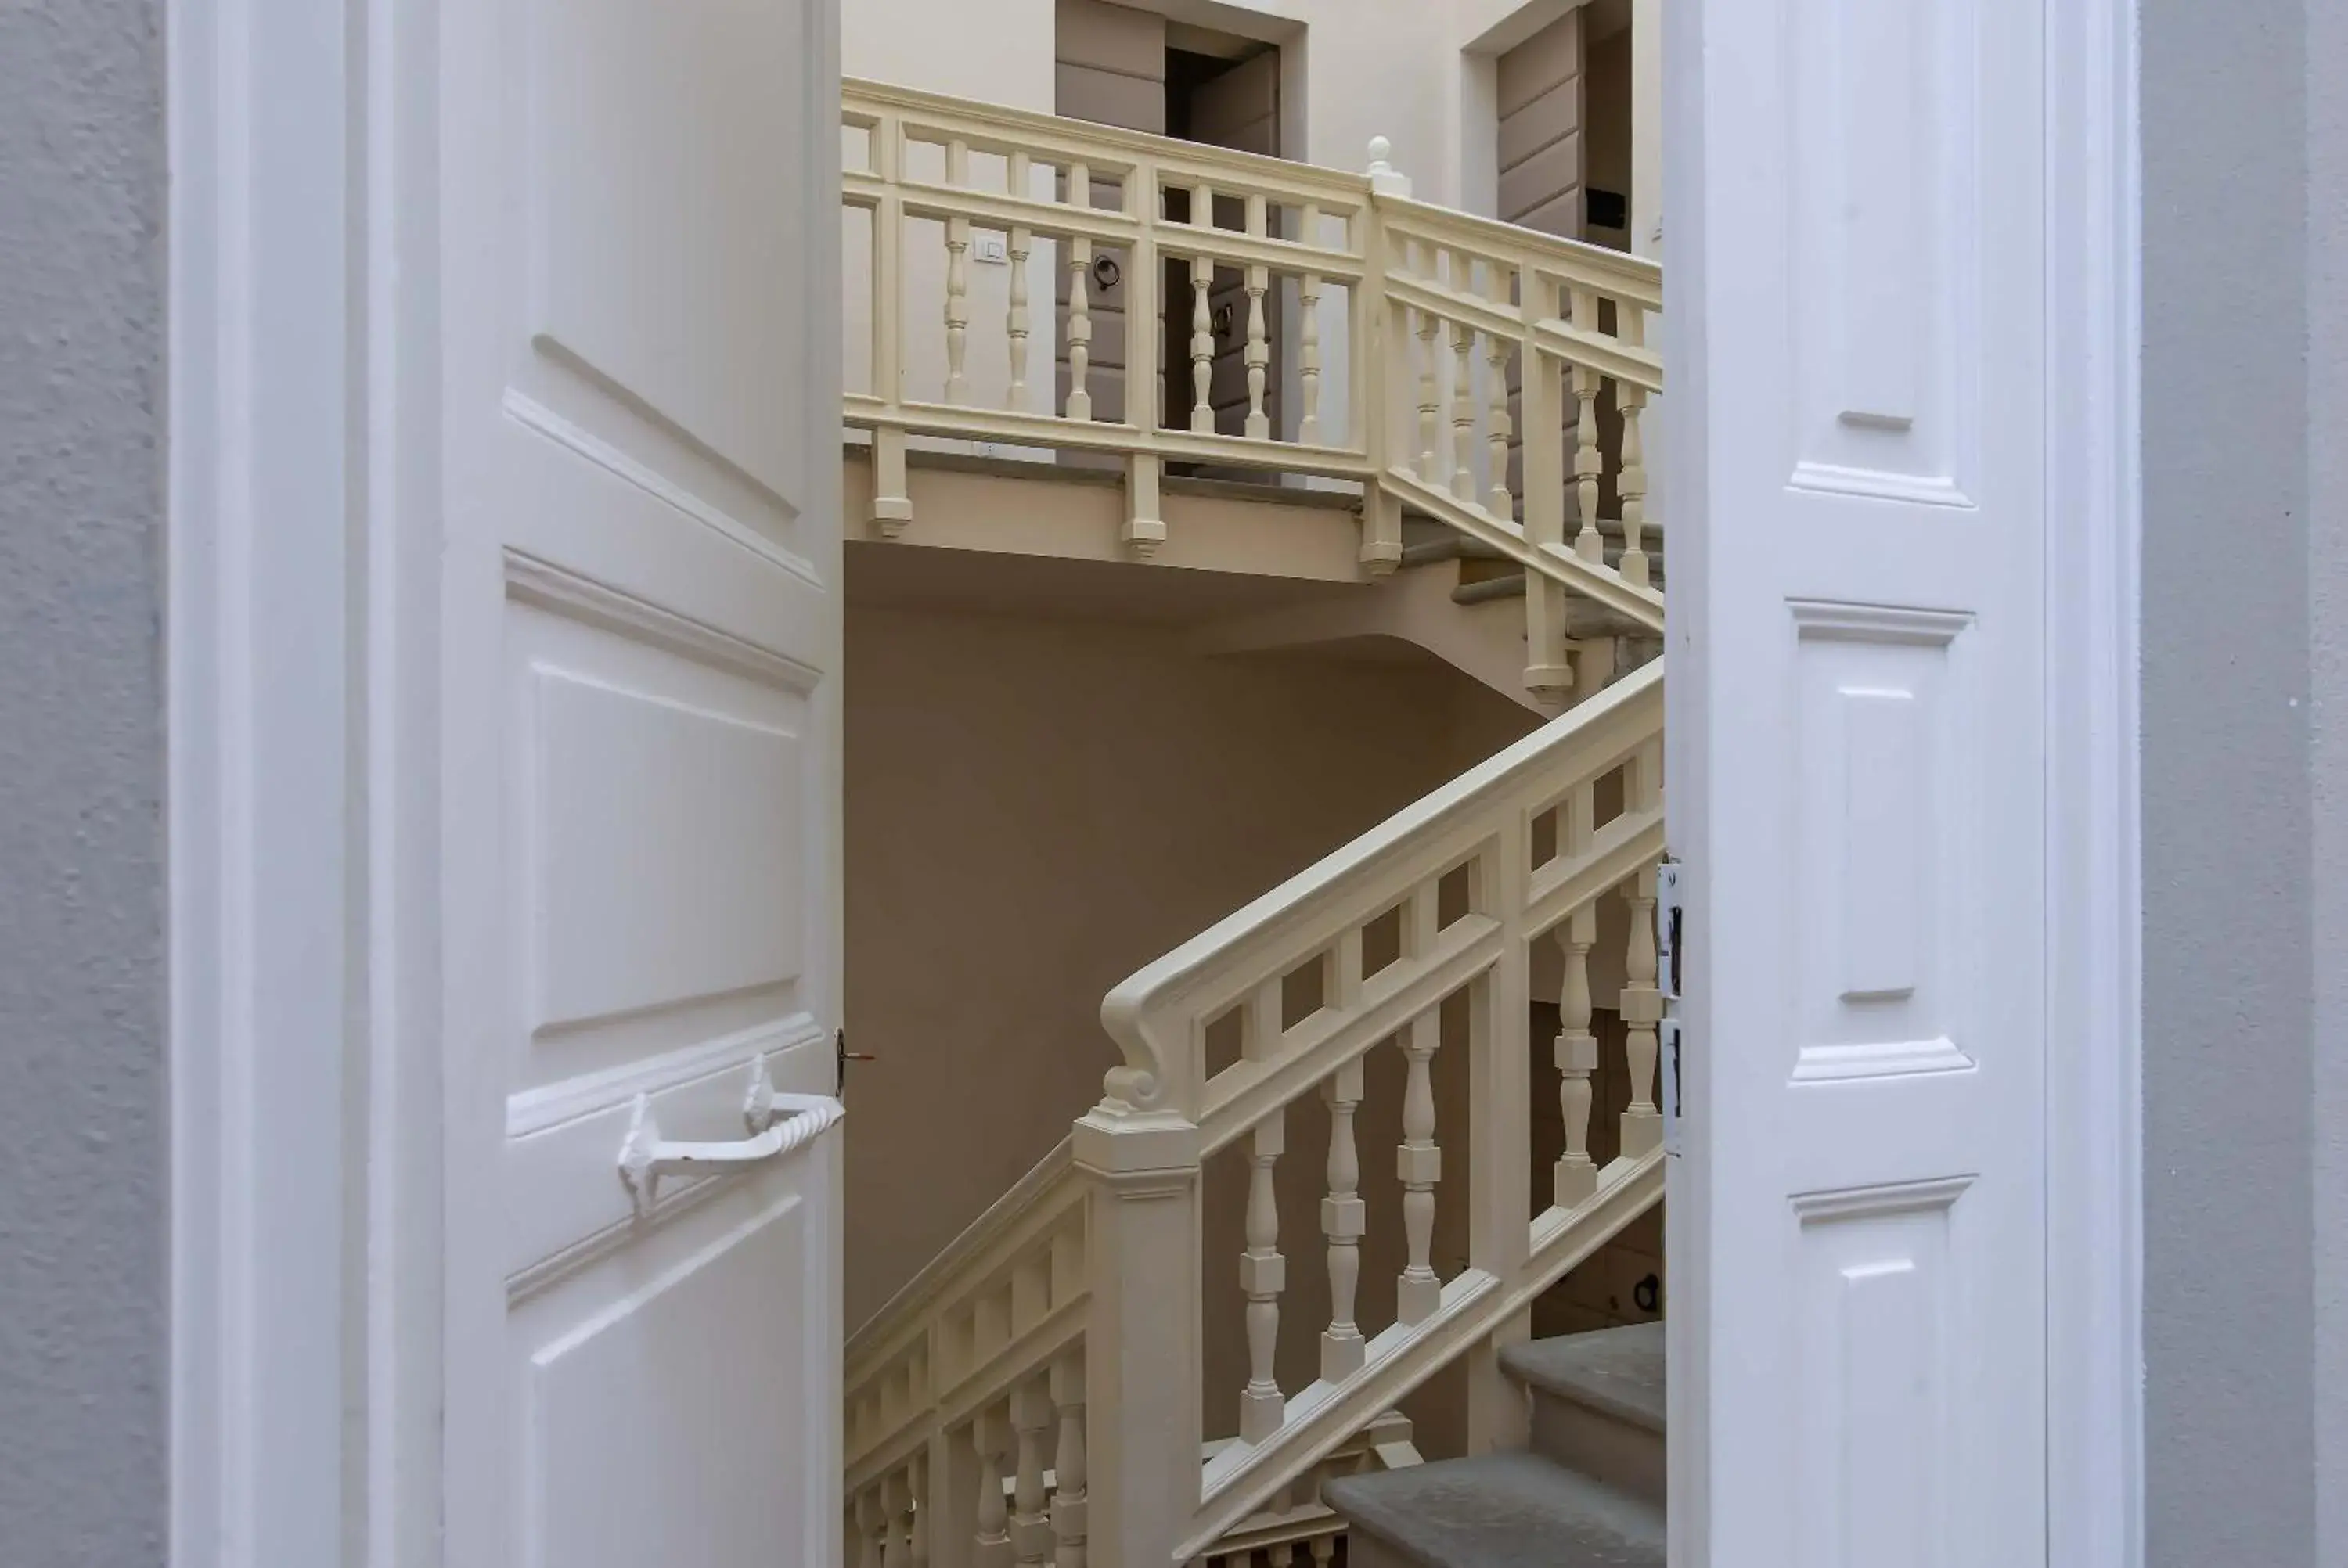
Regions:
[[0, 0, 169, 1559], [2142, 2, 2336, 1564]]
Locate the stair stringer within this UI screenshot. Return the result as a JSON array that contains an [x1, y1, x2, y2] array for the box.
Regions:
[[1187, 565, 1564, 715]]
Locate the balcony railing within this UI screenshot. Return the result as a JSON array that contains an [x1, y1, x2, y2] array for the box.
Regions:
[[841, 77, 1663, 692]]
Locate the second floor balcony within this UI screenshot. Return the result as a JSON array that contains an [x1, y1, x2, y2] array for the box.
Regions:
[[838, 77, 1666, 667]]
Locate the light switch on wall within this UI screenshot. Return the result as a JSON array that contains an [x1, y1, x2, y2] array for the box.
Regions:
[[971, 232, 1008, 264]]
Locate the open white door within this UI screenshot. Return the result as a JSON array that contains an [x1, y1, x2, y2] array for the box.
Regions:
[[434, 0, 844, 1563], [1667, 0, 2047, 1563]]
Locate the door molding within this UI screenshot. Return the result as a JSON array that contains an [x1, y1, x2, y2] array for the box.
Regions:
[[2042, 0, 2144, 1561], [168, 0, 442, 1563]]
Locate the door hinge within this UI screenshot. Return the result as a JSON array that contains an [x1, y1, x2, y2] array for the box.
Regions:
[[1656, 860, 1684, 1156]]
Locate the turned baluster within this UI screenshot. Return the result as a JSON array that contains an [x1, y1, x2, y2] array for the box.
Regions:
[[882, 1469, 913, 1568], [1617, 309, 1651, 586], [1486, 264, 1514, 516], [1244, 262, 1270, 439], [1416, 246, 1442, 483], [1451, 313, 1477, 503], [909, 1451, 930, 1568], [1190, 182, 1215, 434], [944, 138, 972, 404], [1244, 194, 1270, 440], [1050, 1352, 1088, 1568], [1064, 163, 1093, 423], [1568, 288, 1602, 559], [1240, 1108, 1287, 1442], [1005, 153, 1033, 409], [1320, 1059, 1367, 1382], [1554, 792, 1599, 1206], [1619, 747, 1665, 1157], [1396, 1012, 1442, 1326], [1299, 200, 1323, 445], [974, 1410, 1012, 1568], [1310, 1536, 1336, 1568], [858, 1487, 887, 1568], [1010, 1377, 1053, 1568]]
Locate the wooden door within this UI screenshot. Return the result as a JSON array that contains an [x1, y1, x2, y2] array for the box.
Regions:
[[434, 0, 845, 1562]]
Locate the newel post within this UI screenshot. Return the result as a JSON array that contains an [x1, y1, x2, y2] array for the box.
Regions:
[[1071, 1099, 1201, 1568]]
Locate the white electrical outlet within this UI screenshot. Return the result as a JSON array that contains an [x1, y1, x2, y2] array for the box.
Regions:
[[971, 232, 1008, 264]]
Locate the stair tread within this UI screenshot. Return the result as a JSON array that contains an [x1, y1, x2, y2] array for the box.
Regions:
[[1323, 1451, 1663, 1568], [1500, 1323, 1666, 1434]]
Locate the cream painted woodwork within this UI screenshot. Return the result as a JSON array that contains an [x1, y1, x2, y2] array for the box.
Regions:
[[1669, 0, 2049, 1562], [435, 0, 844, 1563], [842, 79, 1662, 708]]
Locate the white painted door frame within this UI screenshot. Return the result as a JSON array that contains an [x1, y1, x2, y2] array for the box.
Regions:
[[168, 0, 447, 1561], [167, 0, 2142, 1562], [2040, 0, 2145, 1559]]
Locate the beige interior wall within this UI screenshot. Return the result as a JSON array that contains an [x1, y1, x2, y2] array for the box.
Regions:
[[844, 602, 1537, 1332]]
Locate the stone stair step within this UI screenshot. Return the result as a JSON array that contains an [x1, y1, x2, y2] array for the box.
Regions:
[[1400, 534, 1510, 568], [1451, 572, 1533, 606], [1323, 1450, 1663, 1568], [1500, 1322, 1666, 1508], [1396, 520, 1668, 572]]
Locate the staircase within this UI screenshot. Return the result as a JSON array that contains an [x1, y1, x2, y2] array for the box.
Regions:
[[1325, 1325, 1665, 1568], [838, 79, 1669, 1568]]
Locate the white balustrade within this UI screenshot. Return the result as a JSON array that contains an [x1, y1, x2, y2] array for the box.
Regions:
[[1619, 740, 1666, 1159], [1395, 1012, 1443, 1327], [1554, 785, 1600, 1209], [1007, 150, 1033, 410], [1617, 305, 1652, 588], [909, 1453, 931, 1568], [841, 87, 1663, 658], [1320, 1060, 1366, 1382], [944, 137, 972, 405], [1011, 1378, 1053, 1568], [975, 1410, 1012, 1568], [1064, 167, 1093, 423], [1486, 262, 1514, 519], [1050, 1353, 1089, 1568], [1415, 261, 1442, 484], [1240, 1109, 1287, 1443]]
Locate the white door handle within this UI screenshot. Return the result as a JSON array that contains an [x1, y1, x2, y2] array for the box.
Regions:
[[617, 1057, 844, 1213]]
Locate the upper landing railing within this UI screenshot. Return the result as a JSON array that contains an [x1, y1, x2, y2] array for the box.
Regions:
[[841, 78, 1664, 677]]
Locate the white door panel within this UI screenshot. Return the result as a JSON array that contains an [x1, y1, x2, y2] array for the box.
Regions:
[[439, 0, 842, 1559], [1669, 0, 2046, 1561], [513, 1146, 838, 1567]]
